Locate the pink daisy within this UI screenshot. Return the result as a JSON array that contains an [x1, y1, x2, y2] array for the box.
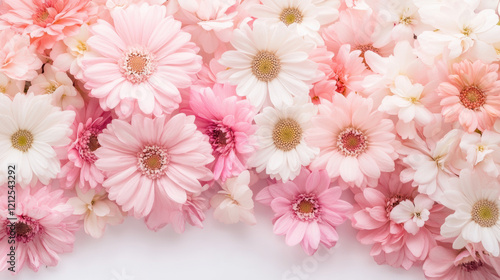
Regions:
[[82, 3, 202, 119], [188, 84, 257, 181], [309, 44, 369, 103], [438, 60, 500, 133], [256, 168, 352, 255], [423, 242, 500, 280], [0, 29, 42, 81], [0, 185, 79, 273], [307, 93, 398, 188], [351, 166, 449, 269], [58, 99, 113, 192], [94, 113, 214, 219], [0, 0, 97, 52]]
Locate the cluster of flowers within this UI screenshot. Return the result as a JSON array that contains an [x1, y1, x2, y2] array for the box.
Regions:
[[1, 0, 500, 278]]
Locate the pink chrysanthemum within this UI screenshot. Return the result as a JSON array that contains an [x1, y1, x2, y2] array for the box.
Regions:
[[0, 186, 79, 273], [188, 84, 257, 181], [322, 9, 393, 68], [310, 44, 369, 103], [256, 168, 352, 256], [423, 242, 500, 280], [351, 166, 449, 269], [438, 60, 500, 133], [0, 0, 97, 51], [308, 93, 397, 188], [82, 3, 202, 119], [0, 29, 42, 81], [58, 99, 113, 192], [94, 114, 214, 219]]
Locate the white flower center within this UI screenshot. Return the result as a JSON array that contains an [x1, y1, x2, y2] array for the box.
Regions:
[[138, 145, 169, 179], [472, 199, 499, 227], [11, 129, 34, 152], [45, 82, 59, 94], [120, 48, 156, 83], [280, 7, 303, 26], [337, 127, 368, 157], [77, 41, 88, 53], [251, 51, 281, 82], [272, 118, 302, 151]]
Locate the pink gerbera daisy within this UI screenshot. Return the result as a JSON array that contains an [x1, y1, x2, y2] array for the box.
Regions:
[[423, 242, 500, 280], [438, 60, 500, 133], [82, 3, 202, 119], [256, 168, 352, 255], [307, 93, 398, 188], [0, 0, 97, 52], [188, 84, 257, 181], [0, 185, 79, 273], [94, 113, 214, 219], [58, 99, 113, 192]]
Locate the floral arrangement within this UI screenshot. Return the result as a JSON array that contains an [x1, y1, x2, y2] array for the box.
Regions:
[[1, 0, 500, 278]]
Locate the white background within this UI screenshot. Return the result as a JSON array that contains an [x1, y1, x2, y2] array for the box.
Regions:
[[2, 191, 427, 280]]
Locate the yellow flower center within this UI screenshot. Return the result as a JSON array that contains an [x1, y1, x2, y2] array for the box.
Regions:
[[11, 129, 34, 152], [280, 7, 303, 26], [272, 118, 303, 151], [472, 199, 499, 227], [251, 51, 281, 82]]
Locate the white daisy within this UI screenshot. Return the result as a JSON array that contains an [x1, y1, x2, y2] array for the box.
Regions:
[[441, 169, 500, 257], [0, 93, 75, 187], [217, 19, 318, 110], [250, 0, 328, 44], [250, 101, 319, 181]]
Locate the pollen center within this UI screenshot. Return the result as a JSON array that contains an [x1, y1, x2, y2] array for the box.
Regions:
[[88, 135, 100, 152], [45, 83, 58, 94], [5, 216, 41, 243], [459, 86, 485, 110], [138, 145, 169, 179], [471, 199, 499, 227], [293, 194, 320, 221], [128, 55, 148, 73], [337, 127, 368, 157], [207, 123, 235, 156], [11, 129, 34, 152], [121, 49, 156, 83], [252, 51, 281, 82], [272, 118, 302, 151], [280, 7, 303, 26]]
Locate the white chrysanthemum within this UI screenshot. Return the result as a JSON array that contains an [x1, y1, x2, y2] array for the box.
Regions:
[[250, 0, 329, 44], [441, 169, 500, 257], [250, 101, 319, 181], [218, 20, 318, 110], [458, 130, 500, 178], [0, 93, 75, 187], [28, 65, 84, 110], [380, 75, 433, 124], [210, 170, 256, 225]]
